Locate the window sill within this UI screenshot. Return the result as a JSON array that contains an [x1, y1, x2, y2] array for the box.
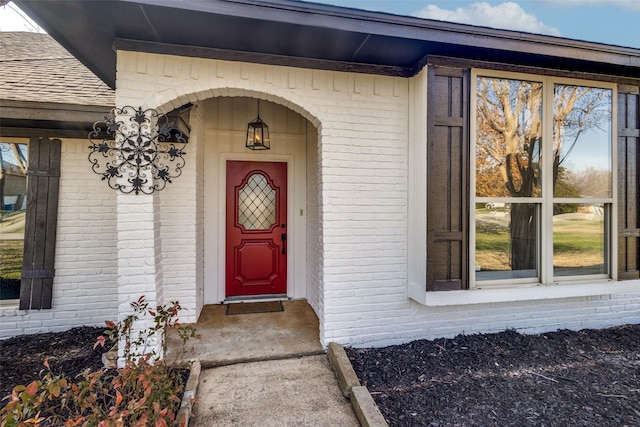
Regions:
[[0, 300, 20, 316], [409, 280, 638, 307], [0, 299, 19, 307]]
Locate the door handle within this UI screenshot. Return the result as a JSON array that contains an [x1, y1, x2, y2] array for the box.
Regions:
[[281, 233, 287, 255]]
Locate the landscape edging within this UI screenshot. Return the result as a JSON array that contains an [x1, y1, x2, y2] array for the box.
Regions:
[[176, 359, 201, 427], [327, 342, 388, 427], [350, 386, 388, 427], [328, 342, 361, 397]]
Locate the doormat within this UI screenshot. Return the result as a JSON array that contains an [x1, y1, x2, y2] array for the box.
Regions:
[[225, 301, 284, 315]]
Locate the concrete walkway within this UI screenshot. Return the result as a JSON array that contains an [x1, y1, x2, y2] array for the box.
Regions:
[[167, 300, 359, 426], [193, 355, 359, 426]]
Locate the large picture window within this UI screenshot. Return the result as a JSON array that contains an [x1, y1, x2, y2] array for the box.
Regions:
[[472, 71, 614, 287]]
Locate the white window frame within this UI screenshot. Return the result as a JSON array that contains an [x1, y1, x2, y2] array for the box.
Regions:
[[469, 69, 618, 290]]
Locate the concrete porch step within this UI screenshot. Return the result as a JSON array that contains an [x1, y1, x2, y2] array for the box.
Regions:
[[165, 300, 323, 366]]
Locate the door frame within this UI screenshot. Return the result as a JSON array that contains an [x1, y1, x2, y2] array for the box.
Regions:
[[208, 152, 305, 303]]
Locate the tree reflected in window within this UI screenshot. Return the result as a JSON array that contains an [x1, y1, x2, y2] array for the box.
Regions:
[[475, 75, 612, 282]]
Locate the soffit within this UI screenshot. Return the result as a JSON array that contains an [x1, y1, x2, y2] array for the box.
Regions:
[[15, 0, 640, 90]]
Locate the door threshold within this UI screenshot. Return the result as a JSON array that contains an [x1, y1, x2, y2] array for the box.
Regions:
[[224, 294, 289, 304]]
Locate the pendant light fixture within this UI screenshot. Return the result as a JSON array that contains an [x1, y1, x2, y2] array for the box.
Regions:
[[246, 99, 270, 150]]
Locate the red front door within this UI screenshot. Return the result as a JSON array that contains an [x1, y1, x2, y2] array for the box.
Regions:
[[226, 161, 287, 297]]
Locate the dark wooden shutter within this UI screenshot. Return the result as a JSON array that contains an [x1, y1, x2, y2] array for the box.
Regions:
[[617, 85, 640, 280], [426, 65, 470, 291], [19, 137, 61, 309]]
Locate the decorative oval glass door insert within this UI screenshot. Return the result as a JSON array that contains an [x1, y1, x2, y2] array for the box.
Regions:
[[238, 173, 276, 231]]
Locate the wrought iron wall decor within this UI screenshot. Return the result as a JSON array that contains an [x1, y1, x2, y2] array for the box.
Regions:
[[88, 106, 187, 194]]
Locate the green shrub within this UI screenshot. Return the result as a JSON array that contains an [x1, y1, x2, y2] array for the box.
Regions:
[[0, 296, 196, 427]]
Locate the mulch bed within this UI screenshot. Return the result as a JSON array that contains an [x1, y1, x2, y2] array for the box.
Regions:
[[3, 324, 639, 426], [0, 326, 108, 400], [347, 324, 640, 427], [1, 326, 189, 425]]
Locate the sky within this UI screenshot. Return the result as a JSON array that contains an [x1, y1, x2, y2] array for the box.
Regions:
[[0, 0, 639, 49]]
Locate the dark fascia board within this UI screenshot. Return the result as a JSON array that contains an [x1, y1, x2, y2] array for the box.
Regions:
[[0, 126, 97, 139], [0, 100, 190, 140], [0, 100, 113, 139], [427, 55, 640, 87], [1, 100, 113, 123]]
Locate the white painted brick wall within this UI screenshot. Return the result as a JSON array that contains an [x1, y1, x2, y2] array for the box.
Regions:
[[108, 51, 640, 349], [193, 102, 205, 317], [5, 51, 637, 347], [305, 119, 323, 327], [322, 289, 640, 348], [0, 139, 118, 340], [159, 101, 205, 324]]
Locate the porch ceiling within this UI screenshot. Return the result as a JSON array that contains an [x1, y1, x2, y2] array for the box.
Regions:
[[15, 0, 640, 90]]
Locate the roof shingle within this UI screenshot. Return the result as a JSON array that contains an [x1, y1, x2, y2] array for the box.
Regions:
[[0, 31, 114, 106]]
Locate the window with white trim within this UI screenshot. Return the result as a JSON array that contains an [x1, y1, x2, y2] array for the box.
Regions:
[[471, 70, 615, 288]]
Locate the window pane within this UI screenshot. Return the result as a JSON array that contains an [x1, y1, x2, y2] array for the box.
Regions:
[[476, 77, 542, 198], [553, 203, 606, 277], [553, 85, 612, 199], [476, 203, 539, 281], [0, 142, 28, 300]]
